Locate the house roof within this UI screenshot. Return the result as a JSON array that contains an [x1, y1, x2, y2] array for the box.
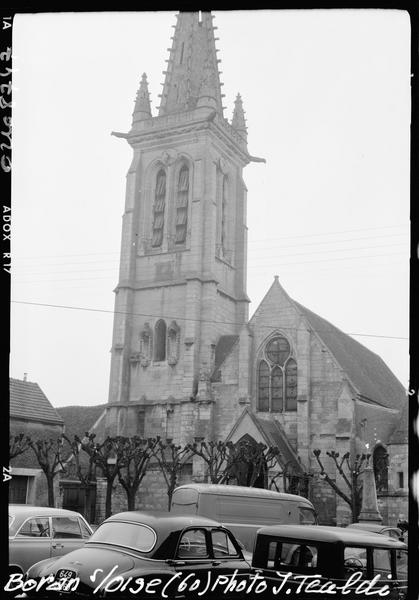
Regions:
[[293, 301, 406, 411], [10, 378, 64, 425], [388, 401, 408, 444]]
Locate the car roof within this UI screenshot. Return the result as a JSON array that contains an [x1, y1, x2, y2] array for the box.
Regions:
[[174, 483, 312, 503], [105, 510, 223, 531], [9, 505, 83, 519], [346, 523, 401, 534], [256, 525, 407, 549]]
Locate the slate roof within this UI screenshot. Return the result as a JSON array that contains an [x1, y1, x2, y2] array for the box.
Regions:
[[211, 335, 239, 380], [293, 301, 406, 411], [10, 378, 64, 425], [388, 402, 408, 444], [253, 414, 303, 472]]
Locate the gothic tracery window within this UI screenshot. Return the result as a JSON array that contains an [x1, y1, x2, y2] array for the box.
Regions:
[[154, 319, 167, 362], [257, 335, 297, 412], [152, 169, 166, 248], [175, 166, 189, 245], [221, 175, 228, 254]]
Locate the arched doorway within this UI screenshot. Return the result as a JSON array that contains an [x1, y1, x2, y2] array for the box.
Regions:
[[232, 434, 267, 488]]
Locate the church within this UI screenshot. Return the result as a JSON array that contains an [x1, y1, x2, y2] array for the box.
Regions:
[[102, 11, 407, 525]]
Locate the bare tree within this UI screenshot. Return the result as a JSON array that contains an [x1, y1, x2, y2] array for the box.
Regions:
[[10, 433, 31, 460], [313, 449, 370, 522], [116, 437, 159, 511], [29, 437, 67, 507], [152, 439, 192, 509], [80, 433, 119, 519], [186, 440, 240, 484]]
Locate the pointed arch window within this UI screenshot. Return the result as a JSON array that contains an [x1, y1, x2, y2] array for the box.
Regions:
[[258, 361, 270, 412], [167, 320, 180, 365], [271, 366, 283, 412], [221, 176, 228, 254], [152, 169, 166, 248], [154, 319, 167, 362], [285, 359, 297, 410], [257, 335, 297, 412], [175, 166, 189, 245], [139, 322, 152, 365]]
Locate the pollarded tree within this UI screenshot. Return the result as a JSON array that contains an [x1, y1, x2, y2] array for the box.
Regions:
[[151, 439, 192, 510], [29, 437, 68, 507], [116, 437, 159, 511], [185, 440, 239, 484], [80, 433, 120, 519], [10, 433, 31, 460], [313, 449, 370, 522]]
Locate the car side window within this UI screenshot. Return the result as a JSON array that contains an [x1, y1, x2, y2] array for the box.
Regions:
[[211, 529, 239, 558], [52, 516, 82, 539], [396, 550, 407, 579], [372, 548, 392, 579], [344, 546, 367, 579], [17, 517, 50, 538], [78, 518, 91, 539], [177, 529, 209, 559], [265, 541, 317, 571]]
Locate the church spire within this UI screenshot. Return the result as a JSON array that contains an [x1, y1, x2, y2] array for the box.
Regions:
[[158, 12, 224, 117], [132, 73, 152, 128], [231, 93, 248, 148]]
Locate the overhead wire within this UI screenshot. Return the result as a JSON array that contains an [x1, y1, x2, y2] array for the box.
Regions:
[[10, 300, 409, 341]]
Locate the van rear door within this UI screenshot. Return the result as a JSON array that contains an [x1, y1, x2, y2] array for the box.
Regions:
[[171, 488, 199, 514]]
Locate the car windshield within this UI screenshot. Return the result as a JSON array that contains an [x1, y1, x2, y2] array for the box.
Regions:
[[88, 521, 156, 553]]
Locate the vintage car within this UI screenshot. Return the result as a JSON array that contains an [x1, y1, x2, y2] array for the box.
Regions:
[[346, 522, 404, 542], [251, 524, 407, 599], [9, 504, 93, 576], [16, 512, 250, 598]]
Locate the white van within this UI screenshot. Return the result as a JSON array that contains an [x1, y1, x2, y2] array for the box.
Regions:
[[171, 483, 317, 551]]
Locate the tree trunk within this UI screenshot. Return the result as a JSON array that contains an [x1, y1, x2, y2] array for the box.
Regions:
[[105, 479, 113, 518], [127, 488, 136, 511], [47, 475, 55, 507]]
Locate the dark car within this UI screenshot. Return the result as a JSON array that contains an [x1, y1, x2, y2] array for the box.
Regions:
[[8, 505, 93, 576], [14, 512, 250, 598], [251, 524, 407, 599], [346, 522, 404, 542]]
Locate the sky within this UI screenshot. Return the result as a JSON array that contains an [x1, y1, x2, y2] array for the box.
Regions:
[[10, 10, 410, 408]]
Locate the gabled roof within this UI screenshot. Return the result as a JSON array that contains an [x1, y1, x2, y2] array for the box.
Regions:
[[10, 378, 64, 425], [248, 277, 405, 412], [227, 407, 303, 472], [388, 401, 408, 444], [293, 301, 406, 411]]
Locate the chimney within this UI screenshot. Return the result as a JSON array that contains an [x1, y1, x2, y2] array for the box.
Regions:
[[23, 373, 28, 381]]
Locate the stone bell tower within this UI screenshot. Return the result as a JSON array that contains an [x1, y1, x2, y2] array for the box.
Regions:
[[106, 12, 262, 440]]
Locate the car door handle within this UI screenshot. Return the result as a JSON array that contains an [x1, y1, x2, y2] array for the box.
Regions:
[[212, 561, 221, 566], [52, 543, 64, 549]]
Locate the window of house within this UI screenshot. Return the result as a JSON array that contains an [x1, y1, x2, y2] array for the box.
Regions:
[[175, 166, 189, 244], [9, 475, 28, 504], [152, 169, 166, 248], [154, 319, 167, 362], [257, 335, 297, 412]]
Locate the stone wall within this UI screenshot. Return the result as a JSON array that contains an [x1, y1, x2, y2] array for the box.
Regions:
[[94, 464, 193, 524]]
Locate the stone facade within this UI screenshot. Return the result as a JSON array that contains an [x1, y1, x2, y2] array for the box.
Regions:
[[104, 12, 408, 526]]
